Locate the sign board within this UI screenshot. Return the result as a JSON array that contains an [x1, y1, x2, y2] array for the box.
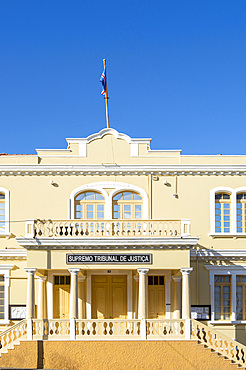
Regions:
[[9, 305, 26, 320], [66, 253, 152, 264], [191, 305, 211, 321]]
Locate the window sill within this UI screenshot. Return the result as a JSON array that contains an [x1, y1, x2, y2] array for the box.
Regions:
[[0, 233, 11, 239], [209, 320, 246, 325], [209, 233, 246, 239], [0, 320, 10, 326]]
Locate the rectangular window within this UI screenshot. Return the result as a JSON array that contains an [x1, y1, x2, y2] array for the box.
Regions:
[[236, 276, 246, 320], [214, 275, 231, 320], [124, 205, 131, 219], [0, 276, 5, 320], [97, 205, 104, 219], [0, 195, 5, 234], [86, 204, 94, 219]]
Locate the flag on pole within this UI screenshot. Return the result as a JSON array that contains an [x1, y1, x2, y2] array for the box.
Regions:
[[100, 67, 107, 96]]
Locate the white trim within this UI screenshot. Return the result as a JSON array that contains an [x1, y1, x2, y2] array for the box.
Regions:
[[0, 187, 9, 235], [86, 270, 133, 320], [191, 249, 246, 259], [205, 265, 246, 323], [70, 181, 149, 220], [3, 164, 246, 176], [0, 249, 27, 259], [16, 236, 199, 248], [0, 265, 13, 324]]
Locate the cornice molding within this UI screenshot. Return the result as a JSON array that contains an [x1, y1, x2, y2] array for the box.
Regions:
[[0, 249, 27, 260], [16, 236, 199, 249], [191, 249, 246, 260], [1, 164, 246, 176]]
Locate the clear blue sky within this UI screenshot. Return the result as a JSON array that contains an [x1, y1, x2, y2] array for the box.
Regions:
[[0, 0, 246, 155]]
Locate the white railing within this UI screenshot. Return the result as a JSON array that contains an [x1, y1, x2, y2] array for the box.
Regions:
[[30, 318, 189, 341], [32, 319, 70, 340], [0, 320, 27, 353], [191, 319, 246, 368], [27, 219, 191, 238], [147, 319, 187, 340], [76, 319, 141, 340]]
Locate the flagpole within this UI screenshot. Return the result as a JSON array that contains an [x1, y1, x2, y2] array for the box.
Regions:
[[103, 59, 110, 129]]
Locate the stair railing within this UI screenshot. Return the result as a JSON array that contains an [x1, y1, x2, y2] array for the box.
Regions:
[[0, 319, 27, 353], [191, 319, 246, 368]]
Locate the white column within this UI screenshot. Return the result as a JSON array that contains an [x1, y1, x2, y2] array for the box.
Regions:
[[25, 268, 37, 319], [25, 268, 36, 340], [78, 275, 86, 319], [137, 269, 149, 319], [69, 268, 80, 340], [134, 275, 139, 319], [172, 276, 182, 319], [69, 268, 80, 319], [137, 269, 149, 340], [37, 276, 47, 320], [181, 268, 193, 319]]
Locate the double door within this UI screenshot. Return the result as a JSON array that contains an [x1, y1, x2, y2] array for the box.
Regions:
[[92, 275, 127, 319]]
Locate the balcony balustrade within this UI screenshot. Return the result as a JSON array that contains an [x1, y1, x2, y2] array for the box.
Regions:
[[25, 219, 191, 238]]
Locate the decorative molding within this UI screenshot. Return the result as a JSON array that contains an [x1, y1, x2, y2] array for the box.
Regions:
[[16, 236, 199, 249], [0, 249, 27, 260], [191, 249, 246, 260], [2, 164, 246, 176]]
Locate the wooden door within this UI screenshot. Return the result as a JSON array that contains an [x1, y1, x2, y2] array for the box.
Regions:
[[92, 275, 127, 319], [110, 276, 127, 319], [53, 275, 70, 319], [148, 276, 165, 319], [92, 276, 109, 319]]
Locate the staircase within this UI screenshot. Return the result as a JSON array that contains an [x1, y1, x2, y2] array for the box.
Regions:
[[0, 319, 245, 369], [0, 319, 27, 356]]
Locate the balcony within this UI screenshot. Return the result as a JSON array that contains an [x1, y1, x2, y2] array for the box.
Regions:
[[25, 219, 191, 238]]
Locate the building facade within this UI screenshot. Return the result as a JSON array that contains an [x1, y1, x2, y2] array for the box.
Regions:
[[1, 128, 246, 346]]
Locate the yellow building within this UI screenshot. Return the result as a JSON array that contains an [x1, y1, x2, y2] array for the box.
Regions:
[[1, 127, 246, 366]]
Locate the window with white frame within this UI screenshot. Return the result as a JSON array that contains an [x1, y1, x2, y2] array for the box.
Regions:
[[0, 188, 9, 235], [0, 266, 12, 324], [112, 191, 142, 219], [74, 191, 105, 220], [211, 187, 246, 235], [0, 194, 5, 234], [215, 193, 231, 233], [70, 182, 148, 220], [207, 266, 246, 322], [236, 193, 246, 233]]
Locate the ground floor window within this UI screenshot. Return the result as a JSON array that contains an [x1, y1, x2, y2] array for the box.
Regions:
[[214, 275, 231, 320], [207, 266, 246, 322]]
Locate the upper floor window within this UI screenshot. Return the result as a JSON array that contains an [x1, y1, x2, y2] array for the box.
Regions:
[[112, 191, 142, 219], [0, 194, 5, 234], [75, 191, 105, 219], [215, 193, 231, 233], [237, 193, 246, 233]]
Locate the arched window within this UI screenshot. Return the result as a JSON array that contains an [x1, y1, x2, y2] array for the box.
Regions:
[[0, 193, 5, 234], [74, 191, 105, 219], [215, 193, 231, 233], [236, 193, 246, 233], [112, 191, 142, 219]]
